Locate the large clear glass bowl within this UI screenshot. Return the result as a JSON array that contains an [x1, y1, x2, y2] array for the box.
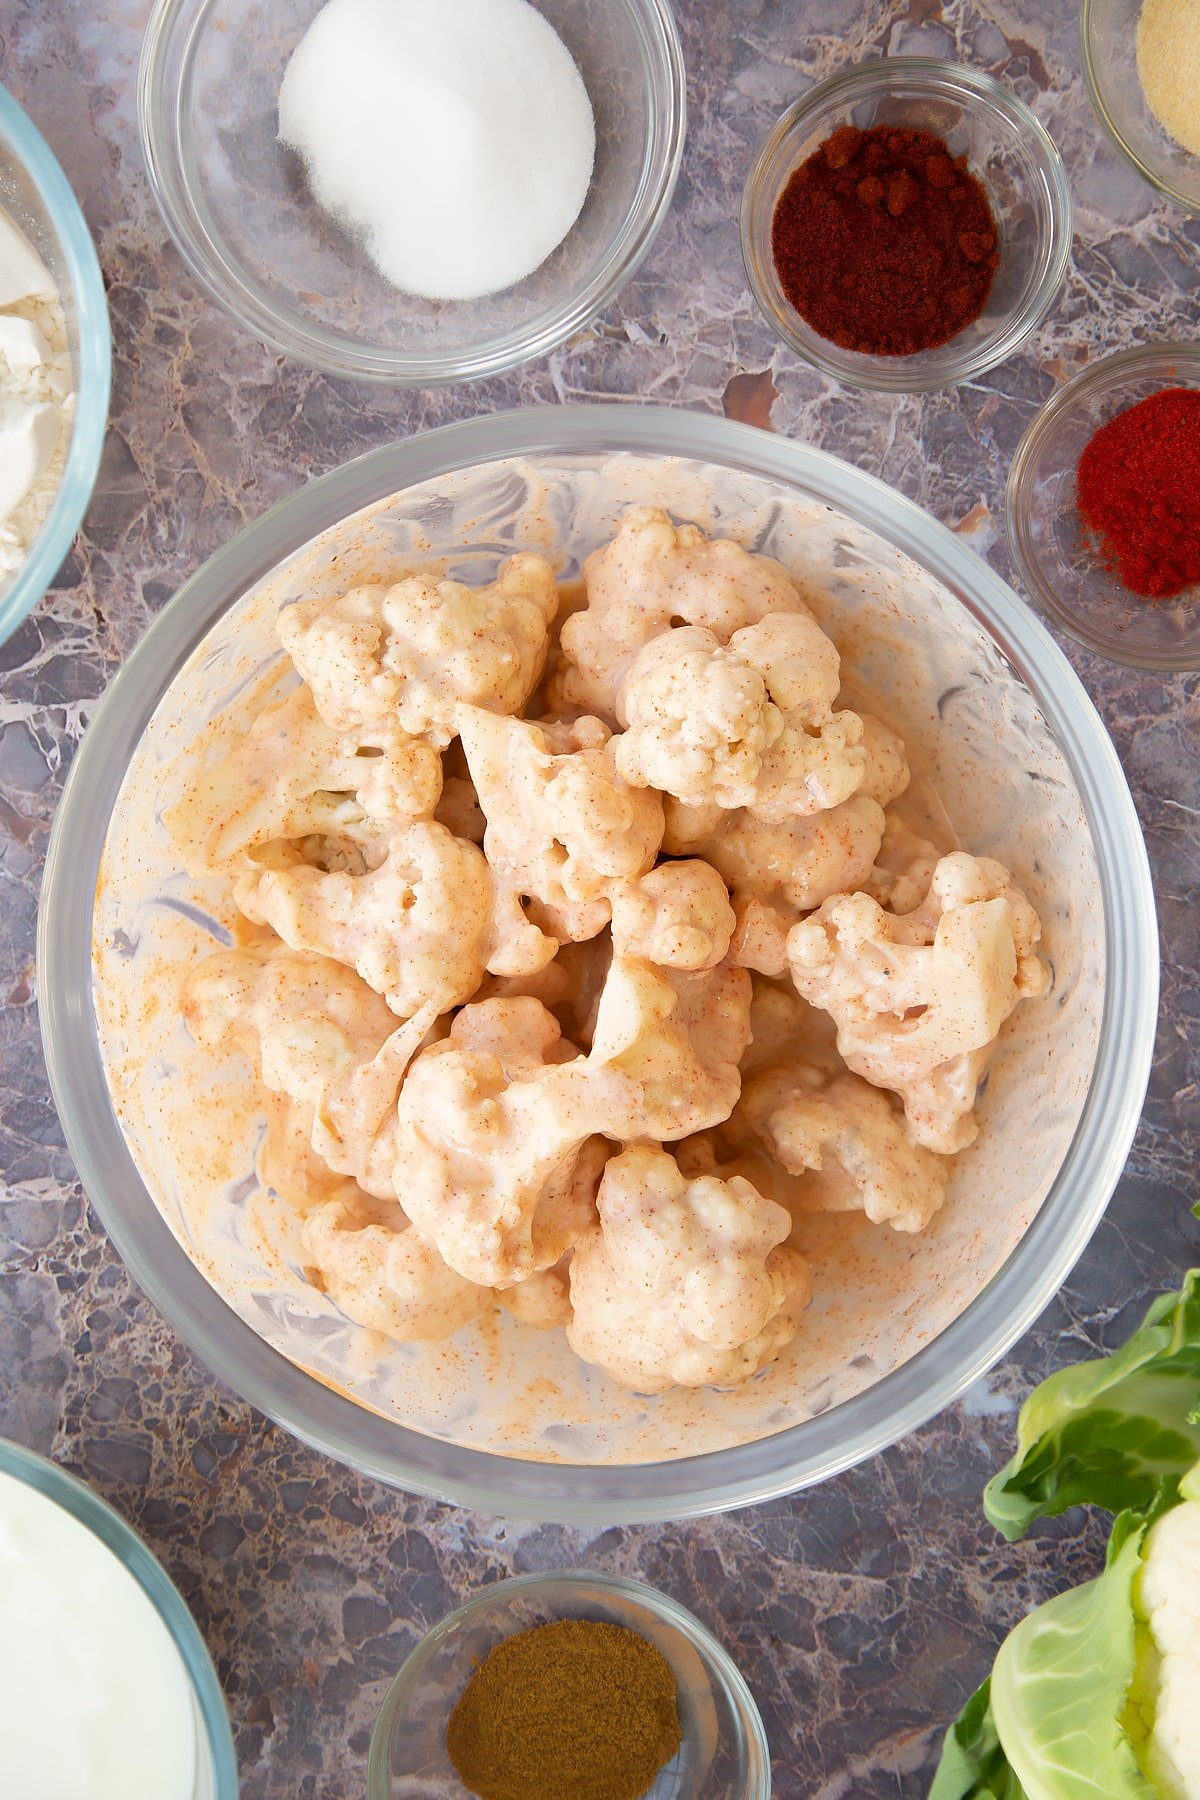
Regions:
[[740, 60, 1072, 394], [0, 1436, 237, 1798], [37, 406, 1157, 1523], [0, 83, 111, 645], [366, 1571, 770, 1800], [137, 0, 686, 384]]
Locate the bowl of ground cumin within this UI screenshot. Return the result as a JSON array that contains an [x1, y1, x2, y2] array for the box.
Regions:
[[366, 1570, 770, 1799], [740, 59, 1072, 393]]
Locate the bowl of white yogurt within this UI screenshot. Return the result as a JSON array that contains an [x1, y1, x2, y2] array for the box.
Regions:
[[0, 83, 111, 648], [0, 1436, 237, 1798]]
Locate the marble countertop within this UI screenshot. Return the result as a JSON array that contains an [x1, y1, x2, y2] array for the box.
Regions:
[[2, 2, 1199, 1795]]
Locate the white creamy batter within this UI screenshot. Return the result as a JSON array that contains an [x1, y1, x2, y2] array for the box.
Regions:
[[0, 1468, 197, 1800]]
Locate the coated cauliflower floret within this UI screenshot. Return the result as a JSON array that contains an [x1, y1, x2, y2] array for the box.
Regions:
[[302, 1197, 489, 1341], [858, 714, 910, 808], [609, 860, 735, 971], [613, 615, 866, 821], [235, 819, 492, 1018], [393, 998, 605, 1288], [567, 1146, 811, 1392], [549, 507, 806, 721], [181, 942, 403, 1198], [496, 1262, 574, 1329], [1131, 1497, 1200, 1800], [864, 813, 940, 915], [694, 794, 887, 919], [741, 1064, 952, 1232], [786, 852, 1049, 1153], [586, 955, 752, 1141], [165, 683, 442, 875], [278, 552, 558, 742], [457, 706, 664, 973]]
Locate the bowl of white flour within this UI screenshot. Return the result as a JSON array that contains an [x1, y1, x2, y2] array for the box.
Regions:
[[0, 82, 110, 647]]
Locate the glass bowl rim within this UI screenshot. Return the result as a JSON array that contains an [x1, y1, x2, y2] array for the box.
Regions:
[[1005, 341, 1200, 669], [0, 1435, 238, 1796], [739, 56, 1074, 395], [365, 1567, 772, 1800], [1079, 0, 1200, 220], [0, 81, 112, 647], [37, 403, 1158, 1524], [135, 0, 687, 386]]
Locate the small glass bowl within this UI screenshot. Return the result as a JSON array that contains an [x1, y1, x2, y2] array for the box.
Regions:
[[0, 1436, 237, 1799], [0, 82, 111, 646], [366, 1571, 771, 1800], [137, 0, 685, 385], [740, 58, 1072, 394], [1081, 0, 1200, 218], [1006, 344, 1200, 669]]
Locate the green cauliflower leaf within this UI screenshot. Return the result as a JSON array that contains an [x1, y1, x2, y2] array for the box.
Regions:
[[984, 1272, 1200, 1541], [929, 1680, 1028, 1800]]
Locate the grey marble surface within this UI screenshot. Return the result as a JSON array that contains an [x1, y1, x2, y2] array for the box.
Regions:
[[1, 2, 1198, 1795]]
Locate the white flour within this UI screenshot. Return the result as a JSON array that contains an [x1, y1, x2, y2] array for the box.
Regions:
[[0, 210, 75, 586]]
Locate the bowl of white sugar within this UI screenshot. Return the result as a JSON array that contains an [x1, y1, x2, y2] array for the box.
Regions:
[[0, 1436, 237, 1798], [138, 0, 686, 384], [0, 83, 111, 648]]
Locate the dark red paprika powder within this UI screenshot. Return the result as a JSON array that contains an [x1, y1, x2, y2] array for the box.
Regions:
[[1076, 387, 1200, 600], [770, 124, 1000, 356]]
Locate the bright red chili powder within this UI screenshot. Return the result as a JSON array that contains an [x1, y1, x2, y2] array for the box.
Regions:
[[1076, 388, 1200, 600]]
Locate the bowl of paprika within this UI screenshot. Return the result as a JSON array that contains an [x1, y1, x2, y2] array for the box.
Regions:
[[366, 1569, 771, 1800], [1006, 343, 1200, 669], [740, 59, 1072, 394]]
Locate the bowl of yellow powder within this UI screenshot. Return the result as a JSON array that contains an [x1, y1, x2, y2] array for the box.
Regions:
[[1082, 0, 1200, 216]]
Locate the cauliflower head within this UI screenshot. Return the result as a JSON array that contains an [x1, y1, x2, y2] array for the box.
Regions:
[[567, 1146, 811, 1392], [1130, 1494, 1200, 1800], [392, 998, 604, 1287], [302, 1197, 489, 1341], [236, 819, 492, 1019], [278, 552, 558, 743], [613, 615, 866, 820], [786, 851, 1049, 1152], [742, 1063, 952, 1233], [549, 506, 806, 721]]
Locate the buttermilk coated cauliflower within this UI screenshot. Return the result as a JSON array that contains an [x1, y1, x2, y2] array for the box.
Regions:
[[613, 614, 867, 820], [458, 706, 665, 973], [550, 505, 806, 722], [392, 998, 605, 1288], [787, 852, 1049, 1152], [302, 1196, 489, 1341], [235, 819, 493, 1020], [165, 682, 443, 875], [279, 552, 558, 743], [587, 955, 753, 1142], [741, 1063, 952, 1232], [567, 1146, 812, 1392], [169, 506, 1052, 1391]]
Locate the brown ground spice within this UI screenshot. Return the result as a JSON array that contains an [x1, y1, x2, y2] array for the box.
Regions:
[[771, 123, 1000, 356], [445, 1617, 682, 1800]]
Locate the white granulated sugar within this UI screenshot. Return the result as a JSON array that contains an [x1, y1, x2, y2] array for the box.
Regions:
[[0, 209, 74, 587], [1138, 0, 1200, 156], [278, 0, 596, 302]]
